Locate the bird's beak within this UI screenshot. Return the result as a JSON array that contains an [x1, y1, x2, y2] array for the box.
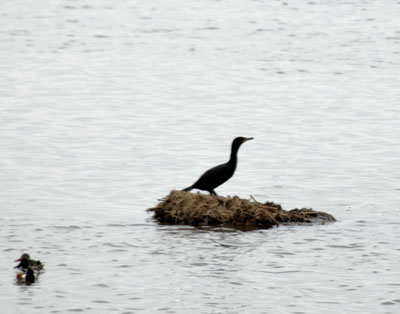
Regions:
[[15, 258, 22, 262], [243, 137, 254, 143]]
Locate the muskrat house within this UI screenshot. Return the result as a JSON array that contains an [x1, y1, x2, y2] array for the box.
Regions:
[[148, 190, 336, 230]]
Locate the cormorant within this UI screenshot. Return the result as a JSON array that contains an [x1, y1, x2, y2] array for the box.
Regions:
[[182, 137, 254, 195]]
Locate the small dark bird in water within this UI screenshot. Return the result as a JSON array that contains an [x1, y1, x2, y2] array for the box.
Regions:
[[15, 253, 43, 271], [25, 268, 35, 284], [183, 137, 254, 195]]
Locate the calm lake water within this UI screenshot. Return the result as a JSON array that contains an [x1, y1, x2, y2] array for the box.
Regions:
[[1, 0, 399, 313]]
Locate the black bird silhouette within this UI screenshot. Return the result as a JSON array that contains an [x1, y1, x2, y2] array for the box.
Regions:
[[182, 137, 254, 195], [25, 268, 35, 284]]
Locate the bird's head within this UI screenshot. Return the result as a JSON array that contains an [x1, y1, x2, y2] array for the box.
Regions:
[[234, 137, 254, 145], [15, 253, 30, 262], [231, 137, 254, 151]]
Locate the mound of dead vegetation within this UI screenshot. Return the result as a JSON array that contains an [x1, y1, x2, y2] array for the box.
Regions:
[[148, 190, 335, 230]]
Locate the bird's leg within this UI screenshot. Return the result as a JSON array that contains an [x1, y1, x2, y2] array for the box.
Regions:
[[210, 190, 218, 196]]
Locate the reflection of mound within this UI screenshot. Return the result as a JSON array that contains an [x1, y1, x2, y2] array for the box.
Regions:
[[148, 191, 336, 230]]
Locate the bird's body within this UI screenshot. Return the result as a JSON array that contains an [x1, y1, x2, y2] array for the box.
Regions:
[[25, 268, 35, 284], [183, 137, 253, 195]]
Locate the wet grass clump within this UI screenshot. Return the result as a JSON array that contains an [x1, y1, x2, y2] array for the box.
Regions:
[[148, 190, 335, 230]]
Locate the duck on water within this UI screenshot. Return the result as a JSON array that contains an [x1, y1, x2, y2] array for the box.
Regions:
[[14, 253, 43, 285]]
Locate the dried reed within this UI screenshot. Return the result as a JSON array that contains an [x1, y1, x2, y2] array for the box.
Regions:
[[148, 190, 335, 230]]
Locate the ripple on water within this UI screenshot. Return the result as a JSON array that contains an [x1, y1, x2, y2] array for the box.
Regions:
[[92, 283, 109, 288], [93, 300, 110, 304]]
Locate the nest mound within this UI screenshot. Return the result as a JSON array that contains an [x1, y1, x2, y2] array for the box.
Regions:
[[148, 190, 335, 230]]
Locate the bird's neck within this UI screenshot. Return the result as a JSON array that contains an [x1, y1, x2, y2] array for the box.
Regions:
[[228, 145, 241, 167], [228, 154, 238, 169]]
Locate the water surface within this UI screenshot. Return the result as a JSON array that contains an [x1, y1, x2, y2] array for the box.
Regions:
[[1, 0, 399, 313]]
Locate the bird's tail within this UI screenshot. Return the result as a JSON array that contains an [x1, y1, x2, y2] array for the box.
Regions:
[[182, 186, 193, 192]]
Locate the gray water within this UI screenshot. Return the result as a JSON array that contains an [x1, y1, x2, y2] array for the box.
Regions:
[[1, 0, 400, 313]]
